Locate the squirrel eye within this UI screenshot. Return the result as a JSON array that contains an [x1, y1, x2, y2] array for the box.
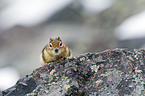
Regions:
[[59, 42, 63, 47], [49, 43, 53, 48]]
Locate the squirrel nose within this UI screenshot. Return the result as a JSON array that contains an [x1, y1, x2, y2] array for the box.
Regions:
[[55, 49, 58, 53]]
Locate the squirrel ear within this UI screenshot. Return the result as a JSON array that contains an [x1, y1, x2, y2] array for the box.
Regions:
[[49, 38, 53, 42], [57, 36, 62, 41]]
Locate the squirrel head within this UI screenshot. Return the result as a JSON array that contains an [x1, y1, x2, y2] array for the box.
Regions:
[[48, 37, 65, 55], [49, 37, 62, 43]]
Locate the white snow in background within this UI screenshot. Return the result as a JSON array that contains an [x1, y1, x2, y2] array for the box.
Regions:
[[0, 0, 73, 30], [0, 0, 116, 30], [0, 67, 19, 90], [81, 0, 116, 14], [115, 10, 145, 40]]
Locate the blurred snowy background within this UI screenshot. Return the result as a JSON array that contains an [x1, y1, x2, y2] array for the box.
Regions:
[[0, 0, 145, 91]]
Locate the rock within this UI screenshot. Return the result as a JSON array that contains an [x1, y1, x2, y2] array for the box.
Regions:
[[2, 48, 145, 96]]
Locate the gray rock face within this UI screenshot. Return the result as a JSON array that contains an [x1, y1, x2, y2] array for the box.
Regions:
[[2, 48, 145, 96]]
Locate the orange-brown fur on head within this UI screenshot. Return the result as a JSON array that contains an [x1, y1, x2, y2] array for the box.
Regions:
[[48, 37, 64, 49], [46, 37, 66, 55], [41, 37, 71, 65]]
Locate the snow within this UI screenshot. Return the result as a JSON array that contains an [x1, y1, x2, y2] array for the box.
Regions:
[[0, 0, 73, 30], [115, 10, 145, 40], [0, 67, 19, 90], [0, 0, 117, 30], [81, 0, 115, 14]]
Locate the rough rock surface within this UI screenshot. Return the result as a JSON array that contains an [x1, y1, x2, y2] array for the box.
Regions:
[[2, 48, 145, 96]]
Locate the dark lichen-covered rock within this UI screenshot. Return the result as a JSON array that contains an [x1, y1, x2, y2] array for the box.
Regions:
[[2, 48, 145, 96]]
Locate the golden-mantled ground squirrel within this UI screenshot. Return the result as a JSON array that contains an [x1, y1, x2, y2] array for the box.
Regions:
[[40, 37, 71, 65]]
